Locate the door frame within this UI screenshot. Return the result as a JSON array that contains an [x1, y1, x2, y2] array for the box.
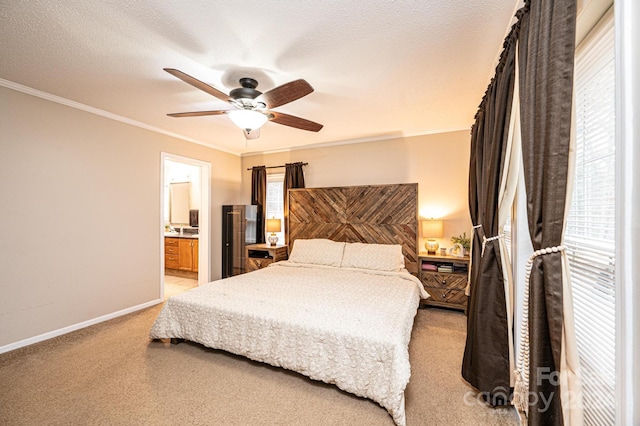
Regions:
[[160, 152, 211, 297]]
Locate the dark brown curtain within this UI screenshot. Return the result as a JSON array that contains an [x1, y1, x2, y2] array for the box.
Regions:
[[518, 0, 576, 423], [462, 20, 519, 405], [251, 166, 266, 244], [467, 108, 484, 296], [283, 162, 306, 244]]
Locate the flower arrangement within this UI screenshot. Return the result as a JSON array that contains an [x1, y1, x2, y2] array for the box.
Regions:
[[451, 232, 471, 251]]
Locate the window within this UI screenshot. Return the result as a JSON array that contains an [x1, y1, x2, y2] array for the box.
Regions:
[[265, 173, 285, 243], [566, 13, 616, 425]]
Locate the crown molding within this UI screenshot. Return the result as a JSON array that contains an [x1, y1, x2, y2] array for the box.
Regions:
[[0, 78, 240, 156]]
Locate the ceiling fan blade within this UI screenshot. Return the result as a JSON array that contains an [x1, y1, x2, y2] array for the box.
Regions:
[[164, 68, 232, 103], [257, 79, 314, 109], [244, 128, 260, 140], [269, 111, 323, 132], [167, 110, 229, 118]]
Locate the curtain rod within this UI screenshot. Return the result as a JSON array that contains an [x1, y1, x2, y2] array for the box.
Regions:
[[246, 162, 308, 171]]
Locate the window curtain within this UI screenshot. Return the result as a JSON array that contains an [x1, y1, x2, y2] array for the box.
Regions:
[[466, 96, 484, 298], [251, 166, 266, 244], [515, 0, 581, 424], [462, 20, 519, 405], [283, 162, 305, 244]]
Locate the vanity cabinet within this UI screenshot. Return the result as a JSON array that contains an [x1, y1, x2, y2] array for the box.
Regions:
[[178, 238, 198, 271], [165, 237, 198, 273], [165, 238, 180, 269]]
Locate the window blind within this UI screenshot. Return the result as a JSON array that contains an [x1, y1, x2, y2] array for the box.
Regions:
[[565, 14, 615, 426]]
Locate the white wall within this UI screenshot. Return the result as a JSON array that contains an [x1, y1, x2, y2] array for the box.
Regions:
[[0, 86, 242, 350], [241, 131, 472, 251]]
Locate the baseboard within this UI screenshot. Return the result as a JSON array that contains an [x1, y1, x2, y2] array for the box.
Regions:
[[165, 268, 198, 280], [0, 299, 163, 355]]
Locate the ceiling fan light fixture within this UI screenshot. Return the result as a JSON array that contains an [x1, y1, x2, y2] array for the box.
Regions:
[[227, 109, 268, 131], [164, 69, 321, 136]]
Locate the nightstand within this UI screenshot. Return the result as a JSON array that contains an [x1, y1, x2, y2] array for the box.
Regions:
[[245, 243, 288, 273], [418, 253, 469, 313]]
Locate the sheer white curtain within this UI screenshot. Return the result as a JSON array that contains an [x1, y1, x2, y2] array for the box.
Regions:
[[558, 84, 584, 426], [497, 48, 521, 388]]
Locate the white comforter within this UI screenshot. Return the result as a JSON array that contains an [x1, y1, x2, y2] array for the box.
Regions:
[[150, 262, 428, 425]]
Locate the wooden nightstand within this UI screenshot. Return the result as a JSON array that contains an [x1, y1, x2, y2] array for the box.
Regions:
[[245, 243, 288, 273], [418, 253, 469, 313]]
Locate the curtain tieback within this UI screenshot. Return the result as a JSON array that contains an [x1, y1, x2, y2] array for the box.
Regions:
[[513, 244, 566, 415], [530, 245, 565, 258], [481, 234, 503, 257]]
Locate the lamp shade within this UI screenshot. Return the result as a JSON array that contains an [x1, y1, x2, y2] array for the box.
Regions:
[[266, 218, 281, 233], [228, 109, 268, 131], [421, 219, 443, 238]]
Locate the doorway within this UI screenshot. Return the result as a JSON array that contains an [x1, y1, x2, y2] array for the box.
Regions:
[[160, 153, 211, 299]]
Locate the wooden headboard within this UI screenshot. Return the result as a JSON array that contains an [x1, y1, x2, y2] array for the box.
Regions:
[[288, 183, 418, 274]]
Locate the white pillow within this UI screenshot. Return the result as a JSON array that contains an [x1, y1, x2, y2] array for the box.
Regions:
[[340, 242, 405, 272], [288, 239, 345, 267]]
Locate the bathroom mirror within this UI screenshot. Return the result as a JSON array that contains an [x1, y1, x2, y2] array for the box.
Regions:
[[170, 182, 191, 224]]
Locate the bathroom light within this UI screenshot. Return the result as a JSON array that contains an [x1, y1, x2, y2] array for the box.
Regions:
[[227, 109, 268, 132], [422, 219, 443, 255]]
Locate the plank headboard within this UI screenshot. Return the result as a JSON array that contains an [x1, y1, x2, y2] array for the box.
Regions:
[[288, 183, 419, 274]]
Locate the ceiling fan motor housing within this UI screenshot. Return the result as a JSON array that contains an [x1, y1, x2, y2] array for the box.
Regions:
[[229, 78, 261, 100]]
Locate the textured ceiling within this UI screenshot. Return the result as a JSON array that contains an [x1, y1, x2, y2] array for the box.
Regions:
[[0, 0, 520, 155]]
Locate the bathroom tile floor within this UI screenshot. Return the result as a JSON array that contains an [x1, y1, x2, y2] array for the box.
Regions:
[[164, 275, 198, 300]]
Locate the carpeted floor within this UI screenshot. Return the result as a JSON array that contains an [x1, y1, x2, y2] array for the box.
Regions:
[[0, 292, 517, 425]]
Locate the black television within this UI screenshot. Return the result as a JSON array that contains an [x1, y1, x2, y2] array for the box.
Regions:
[[189, 209, 199, 228]]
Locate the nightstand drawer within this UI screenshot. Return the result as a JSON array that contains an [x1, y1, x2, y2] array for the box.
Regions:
[[420, 272, 467, 291], [246, 257, 273, 272], [423, 287, 467, 306]]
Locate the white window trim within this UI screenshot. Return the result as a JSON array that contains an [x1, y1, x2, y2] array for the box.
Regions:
[[614, 1, 639, 424]]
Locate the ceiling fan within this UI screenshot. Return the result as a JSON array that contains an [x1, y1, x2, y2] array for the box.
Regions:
[[164, 68, 323, 139]]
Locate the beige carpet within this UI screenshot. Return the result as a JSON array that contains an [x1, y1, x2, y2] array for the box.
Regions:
[[0, 295, 517, 425]]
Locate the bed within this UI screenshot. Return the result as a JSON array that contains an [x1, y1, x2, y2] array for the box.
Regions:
[[151, 184, 426, 425]]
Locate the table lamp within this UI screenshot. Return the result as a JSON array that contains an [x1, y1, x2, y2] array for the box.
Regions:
[[266, 218, 281, 246], [422, 219, 443, 255]]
